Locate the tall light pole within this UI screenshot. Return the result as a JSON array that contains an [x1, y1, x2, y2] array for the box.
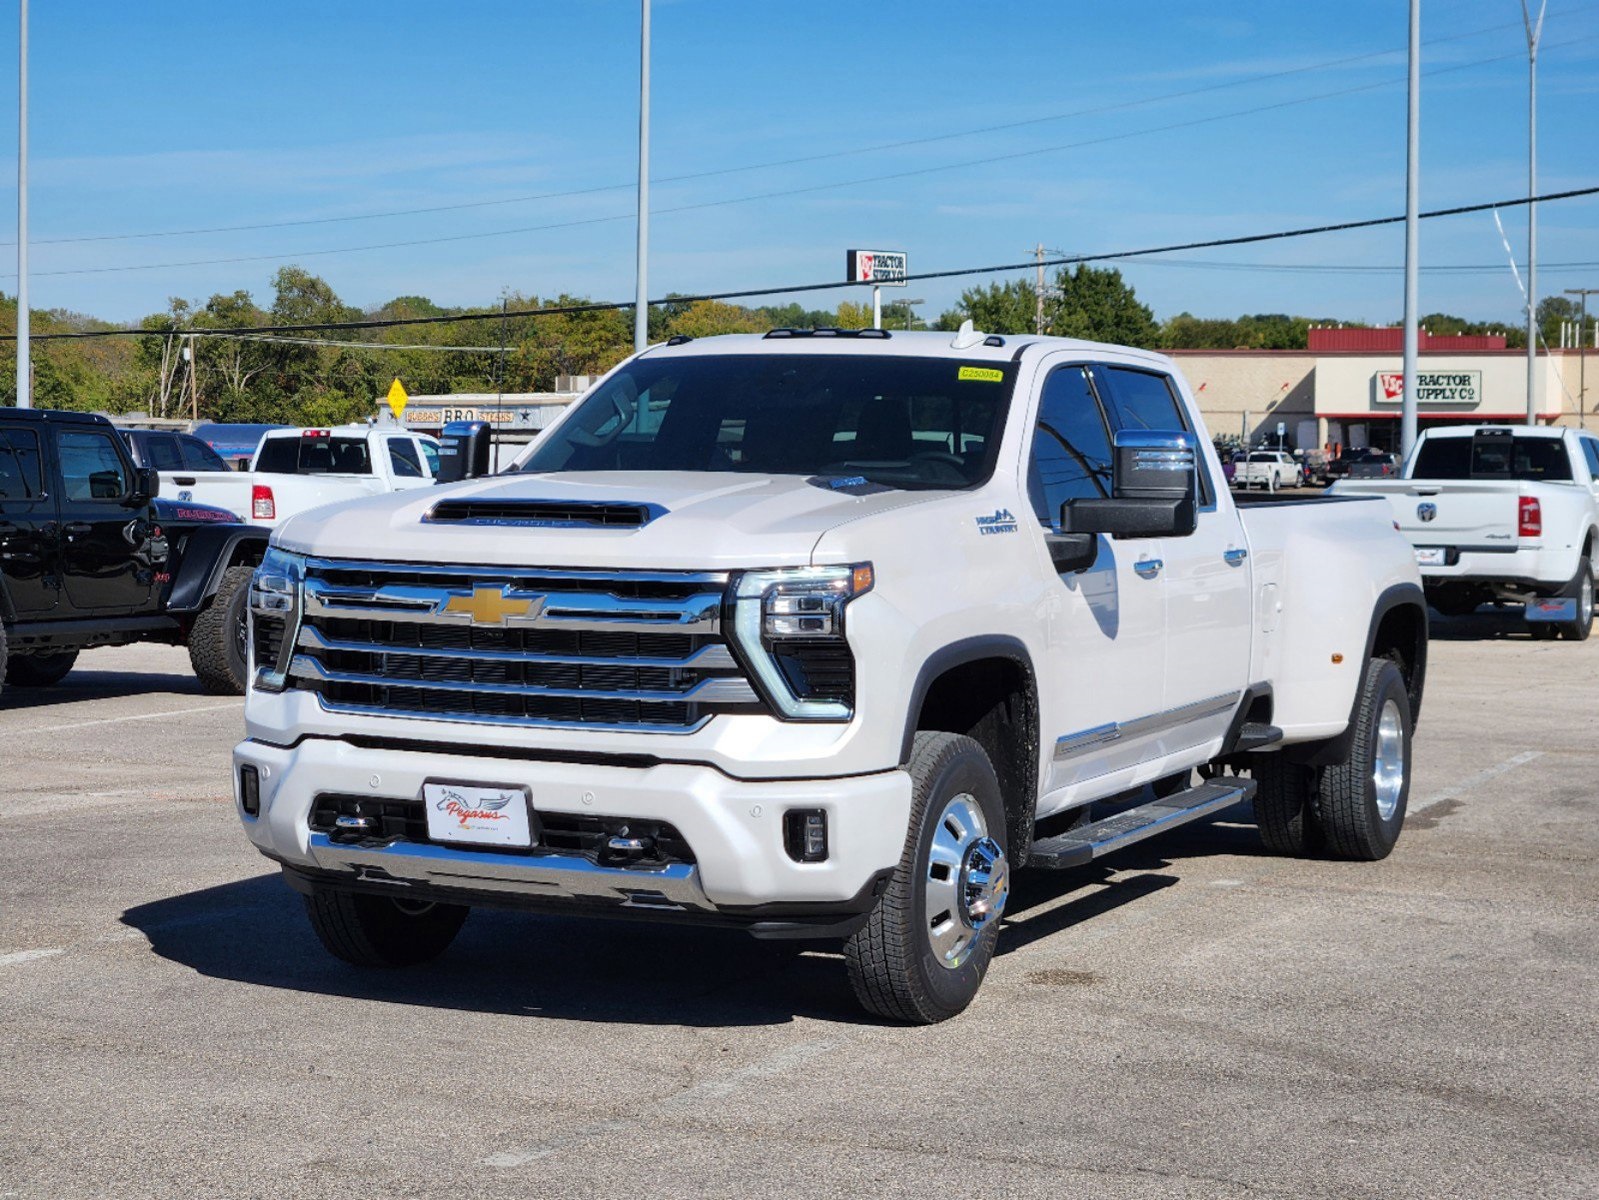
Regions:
[[1567, 287, 1597, 429], [632, 0, 650, 353], [15, 0, 30, 408], [1523, 0, 1547, 426], [1400, 0, 1420, 462]]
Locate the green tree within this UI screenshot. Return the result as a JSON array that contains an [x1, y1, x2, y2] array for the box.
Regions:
[[664, 300, 766, 339], [938, 266, 1157, 344]]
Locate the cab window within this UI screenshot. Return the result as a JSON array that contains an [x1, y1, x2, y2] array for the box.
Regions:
[[388, 437, 424, 478], [1096, 365, 1213, 505], [58, 431, 131, 501], [144, 434, 185, 471], [178, 435, 229, 472], [0, 428, 45, 502], [418, 439, 441, 478], [1027, 365, 1113, 526]]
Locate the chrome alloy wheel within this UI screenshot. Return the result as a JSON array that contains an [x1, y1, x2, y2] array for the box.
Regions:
[[1581, 571, 1594, 626], [1372, 698, 1406, 822], [925, 793, 1009, 970]]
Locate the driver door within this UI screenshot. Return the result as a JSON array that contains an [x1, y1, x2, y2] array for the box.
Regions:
[[1026, 362, 1169, 801], [53, 427, 156, 614]]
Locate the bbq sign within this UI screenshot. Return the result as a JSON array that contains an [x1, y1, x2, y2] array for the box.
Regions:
[[846, 249, 908, 286], [1374, 370, 1482, 408]]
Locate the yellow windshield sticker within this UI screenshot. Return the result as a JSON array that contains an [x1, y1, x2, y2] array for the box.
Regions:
[[958, 366, 1004, 383]]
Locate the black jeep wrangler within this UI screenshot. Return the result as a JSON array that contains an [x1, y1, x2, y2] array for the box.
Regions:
[[0, 408, 268, 700]]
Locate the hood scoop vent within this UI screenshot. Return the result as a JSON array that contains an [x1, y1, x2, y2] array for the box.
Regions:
[[424, 498, 666, 529]]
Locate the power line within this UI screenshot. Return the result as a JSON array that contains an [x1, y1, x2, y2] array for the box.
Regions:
[[10, 184, 1597, 343], [3, 8, 1580, 252], [8, 34, 1597, 282], [187, 330, 502, 352], [1128, 256, 1599, 275]]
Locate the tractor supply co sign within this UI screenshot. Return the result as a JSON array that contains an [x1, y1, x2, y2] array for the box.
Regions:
[[846, 249, 908, 286], [1374, 370, 1483, 408]]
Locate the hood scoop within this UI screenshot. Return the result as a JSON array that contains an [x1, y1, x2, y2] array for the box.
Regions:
[[424, 497, 667, 529]]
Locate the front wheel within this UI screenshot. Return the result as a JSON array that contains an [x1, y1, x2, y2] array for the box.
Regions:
[[845, 732, 1010, 1024], [4, 650, 79, 688], [188, 564, 253, 695], [303, 886, 470, 967]]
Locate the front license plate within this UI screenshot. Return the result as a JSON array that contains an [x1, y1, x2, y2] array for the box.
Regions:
[[423, 781, 534, 849], [1414, 547, 1445, 566]]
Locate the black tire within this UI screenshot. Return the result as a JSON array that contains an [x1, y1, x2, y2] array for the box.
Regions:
[[845, 732, 1009, 1025], [1315, 658, 1412, 861], [4, 650, 79, 688], [1558, 554, 1593, 642], [1251, 754, 1324, 856], [0, 623, 8, 704], [302, 886, 469, 968], [188, 564, 253, 695], [1528, 623, 1560, 641]]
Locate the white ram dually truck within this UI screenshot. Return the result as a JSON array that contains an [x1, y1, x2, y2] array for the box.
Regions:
[[234, 329, 1428, 1023], [1333, 424, 1599, 641], [160, 425, 442, 529]]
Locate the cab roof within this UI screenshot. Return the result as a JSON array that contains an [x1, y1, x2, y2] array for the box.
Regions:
[[0, 407, 112, 427], [637, 328, 1176, 371]]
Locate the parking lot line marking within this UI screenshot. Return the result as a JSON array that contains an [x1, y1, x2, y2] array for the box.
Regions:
[[11, 701, 242, 735], [1416, 750, 1543, 809], [0, 948, 65, 969]]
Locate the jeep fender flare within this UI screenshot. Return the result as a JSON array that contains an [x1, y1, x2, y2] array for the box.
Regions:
[[165, 526, 271, 615]]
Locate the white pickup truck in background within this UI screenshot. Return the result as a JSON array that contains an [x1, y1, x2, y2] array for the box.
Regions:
[[235, 329, 1429, 1024], [1333, 424, 1599, 641], [160, 426, 442, 529]]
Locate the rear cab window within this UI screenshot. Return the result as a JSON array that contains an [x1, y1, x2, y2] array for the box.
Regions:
[[57, 430, 131, 501], [1411, 432, 1573, 482], [256, 434, 374, 475]]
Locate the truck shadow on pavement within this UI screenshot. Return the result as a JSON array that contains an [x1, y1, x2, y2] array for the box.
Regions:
[[1426, 608, 1557, 641], [0, 670, 208, 710], [119, 818, 1261, 1026]]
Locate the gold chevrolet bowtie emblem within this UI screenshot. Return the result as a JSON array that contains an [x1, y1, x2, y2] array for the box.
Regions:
[[439, 585, 542, 625]]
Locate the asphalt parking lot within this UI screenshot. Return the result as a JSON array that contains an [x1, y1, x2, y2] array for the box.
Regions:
[[2, 618, 1596, 1200]]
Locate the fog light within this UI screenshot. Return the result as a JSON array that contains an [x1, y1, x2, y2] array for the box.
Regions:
[[784, 809, 828, 863], [239, 765, 260, 817]]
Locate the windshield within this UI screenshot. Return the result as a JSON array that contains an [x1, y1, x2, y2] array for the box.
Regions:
[[1411, 433, 1572, 482], [520, 353, 1015, 490]]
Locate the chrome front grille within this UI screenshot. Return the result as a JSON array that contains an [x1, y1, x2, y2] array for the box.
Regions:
[[268, 558, 761, 732]]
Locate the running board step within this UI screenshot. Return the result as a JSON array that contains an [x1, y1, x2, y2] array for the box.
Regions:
[[1027, 778, 1256, 870], [1233, 721, 1284, 752]]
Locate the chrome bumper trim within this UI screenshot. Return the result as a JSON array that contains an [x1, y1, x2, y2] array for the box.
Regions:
[[1055, 691, 1240, 761], [307, 832, 711, 911]]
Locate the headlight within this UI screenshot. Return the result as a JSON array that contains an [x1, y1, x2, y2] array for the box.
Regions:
[[248, 547, 306, 690], [731, 565, 873, 721]]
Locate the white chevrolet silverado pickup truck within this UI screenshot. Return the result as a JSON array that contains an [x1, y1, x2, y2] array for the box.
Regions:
[[1333, 424, 1599, 641], [160, 425, 442, 529], [234, 328, 1428, 1023]]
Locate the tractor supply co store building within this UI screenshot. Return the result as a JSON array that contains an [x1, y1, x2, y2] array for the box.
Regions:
[[1171, 327, 1588, 454]]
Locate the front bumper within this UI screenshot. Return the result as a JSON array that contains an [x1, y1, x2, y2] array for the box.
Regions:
[[234, 736, 912, 930]]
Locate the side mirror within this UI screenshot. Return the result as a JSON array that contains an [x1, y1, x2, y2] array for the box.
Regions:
[[1060, 430, 1198, 539], [126, 466, 160, 506], [434, 420, 493, 482], [1044, 530, 1098, 574]]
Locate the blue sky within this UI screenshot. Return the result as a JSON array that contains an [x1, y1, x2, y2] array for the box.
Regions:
[[1, 0, 1596, 327]]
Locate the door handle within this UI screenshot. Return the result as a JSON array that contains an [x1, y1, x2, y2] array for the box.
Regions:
[[1134, 558, 1164, 579], [63, 521, 93, 540], [1224, 547, 1249, 566]]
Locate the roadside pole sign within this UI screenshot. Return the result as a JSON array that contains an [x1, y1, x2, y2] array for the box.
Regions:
[[846, 249, 908, 286], [386, 378, 409, 421]]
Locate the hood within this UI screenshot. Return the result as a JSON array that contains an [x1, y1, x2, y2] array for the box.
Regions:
[[272, 471, 937, 569]]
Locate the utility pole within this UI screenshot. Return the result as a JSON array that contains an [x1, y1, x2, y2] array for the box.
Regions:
[[871, 284, 881, 330], [186, 335, 198, 421], [1523, 0, 1547, 426], [16, 0, 30, 408], [1399, 0, 1420, 462], [632, 0, 651, 353], [1033, 243, 1046, 335], [1567, 288, 1597, 429]]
